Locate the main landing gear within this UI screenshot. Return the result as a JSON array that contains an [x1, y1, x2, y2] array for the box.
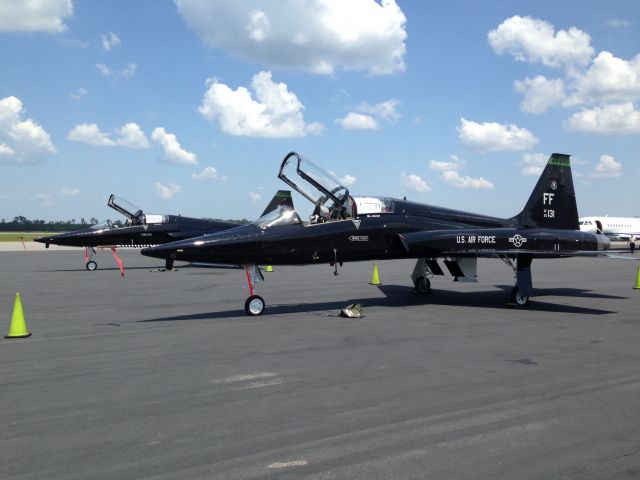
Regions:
[[414, 276, 431, 294], [502, 254, 533, 308], [509, 286, 530, 307], [411, 259, 433, 295], [243, 265, 266, 316]]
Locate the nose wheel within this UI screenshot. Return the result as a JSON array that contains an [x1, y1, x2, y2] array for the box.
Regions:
[[86, 260, 98, 271], [245, 295, 265, 316]]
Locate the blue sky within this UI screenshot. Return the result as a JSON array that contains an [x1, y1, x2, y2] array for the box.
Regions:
[[0, 0, 638, 222]]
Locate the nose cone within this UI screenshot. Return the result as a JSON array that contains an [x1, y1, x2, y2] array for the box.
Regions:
[[34, 231, 81, 247], [33, 236, 50, 244], [142, 224, 261, 264], [141, 240, 190, 260]]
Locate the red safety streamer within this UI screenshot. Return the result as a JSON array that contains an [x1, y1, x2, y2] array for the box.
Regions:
[[244, 266, 254, 296], [111, 247, 125, 277], [84, 247, 89, 263]]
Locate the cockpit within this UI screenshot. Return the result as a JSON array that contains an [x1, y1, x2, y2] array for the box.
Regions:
[[107, 194, 168, 226], [278, 152, 355, 223], [277, 152, 395, 224]]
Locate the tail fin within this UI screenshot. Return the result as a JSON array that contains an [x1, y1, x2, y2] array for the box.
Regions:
[[513, 153, 579, 230], [261, 190, 294, 216]]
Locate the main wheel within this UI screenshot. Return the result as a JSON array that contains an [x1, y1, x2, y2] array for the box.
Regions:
[[244, 295, 265, 316], [86, 260, 98, 271], [414, 276, 431, 294], [510, 286, 530, 307]]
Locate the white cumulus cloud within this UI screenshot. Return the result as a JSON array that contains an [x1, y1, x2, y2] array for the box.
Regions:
[[176, 0, 407, 75], [249, 192, 262, 204], [429, 155, 465, 171], [192, 166, 227, 181], [151, 127, 197, 165], [429, 155, 492, 189], [155, 182, 181, 199], [60, 186, 80, 196], [337, 98, 401, 130], [401, 172, 431, 193], [357, 99, 401, 122], [441, 171, 494, 190], [605, 19, 631, 28], [35, 192, 54, 207], [592, 154, 622, 177], [0, 96, 56, 163], [565, 51, 640, 106], [0, 142, 15, 156], [101, 32, 121, 51], [514, 76, 566, 114], [0, 0, 73, 33], [69, 87, 87, 101], [199, 71, 323, 138], [458, 118, 538, 152], [335, 112, 379, 130], [564, 102, 640, 134], [519, 152, 548, 176], [488, 15, 594, 72], [339, 174, 357, 186], [68, 122, 150, 148], [96, 63, 137, 79]]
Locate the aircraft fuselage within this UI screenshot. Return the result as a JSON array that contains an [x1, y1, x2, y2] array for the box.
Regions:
[[142, 200, 606, 266]]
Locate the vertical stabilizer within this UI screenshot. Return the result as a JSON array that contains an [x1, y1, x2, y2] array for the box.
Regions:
[[261, 190, 294, 217], [514, 153, 579, 230]]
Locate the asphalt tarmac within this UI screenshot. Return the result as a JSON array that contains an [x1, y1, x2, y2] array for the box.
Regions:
[[1, 249, 639, 479]]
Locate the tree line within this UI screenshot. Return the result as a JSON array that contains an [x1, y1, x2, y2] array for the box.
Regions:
[[0, 216, 250, 232]]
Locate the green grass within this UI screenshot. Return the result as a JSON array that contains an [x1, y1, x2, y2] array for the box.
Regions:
[[0, 232, 54, 242]]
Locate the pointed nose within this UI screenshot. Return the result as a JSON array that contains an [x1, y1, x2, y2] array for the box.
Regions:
[[33, 236, 52, 247], [141, 243, 182, 260]]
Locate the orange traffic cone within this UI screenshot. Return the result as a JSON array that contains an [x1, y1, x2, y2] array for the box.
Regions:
[[5, 293, 31, 338]]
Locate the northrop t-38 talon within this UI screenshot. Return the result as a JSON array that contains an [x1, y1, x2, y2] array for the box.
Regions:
[[142, 152, 611, 315], [34, 194, 239, 271]]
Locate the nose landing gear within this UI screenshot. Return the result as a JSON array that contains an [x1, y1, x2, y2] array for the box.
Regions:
[[243, 265, 266, 316]]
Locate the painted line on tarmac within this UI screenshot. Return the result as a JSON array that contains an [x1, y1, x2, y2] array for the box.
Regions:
[[212, 372, 279, 384], [268, 460, 308, 469]]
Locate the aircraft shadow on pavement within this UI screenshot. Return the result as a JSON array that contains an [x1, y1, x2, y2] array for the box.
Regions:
[[140, 283, 619, 323]]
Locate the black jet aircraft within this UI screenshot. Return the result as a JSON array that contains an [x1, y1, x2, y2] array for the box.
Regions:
[[141, 152, 610, 315], [34, 194, 242, 272]]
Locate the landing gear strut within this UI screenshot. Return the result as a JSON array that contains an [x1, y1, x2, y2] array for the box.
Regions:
[[243, 265, 265, 316], [85, 247, 98, 271]]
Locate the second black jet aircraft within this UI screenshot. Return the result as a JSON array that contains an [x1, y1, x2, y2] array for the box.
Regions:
[[142, 152, 611, 315], [34, 194, 241, 271]]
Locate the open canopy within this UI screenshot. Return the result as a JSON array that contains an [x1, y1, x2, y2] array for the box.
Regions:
[[108, 194, 144, 225], [278, 152, 351, 221]]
